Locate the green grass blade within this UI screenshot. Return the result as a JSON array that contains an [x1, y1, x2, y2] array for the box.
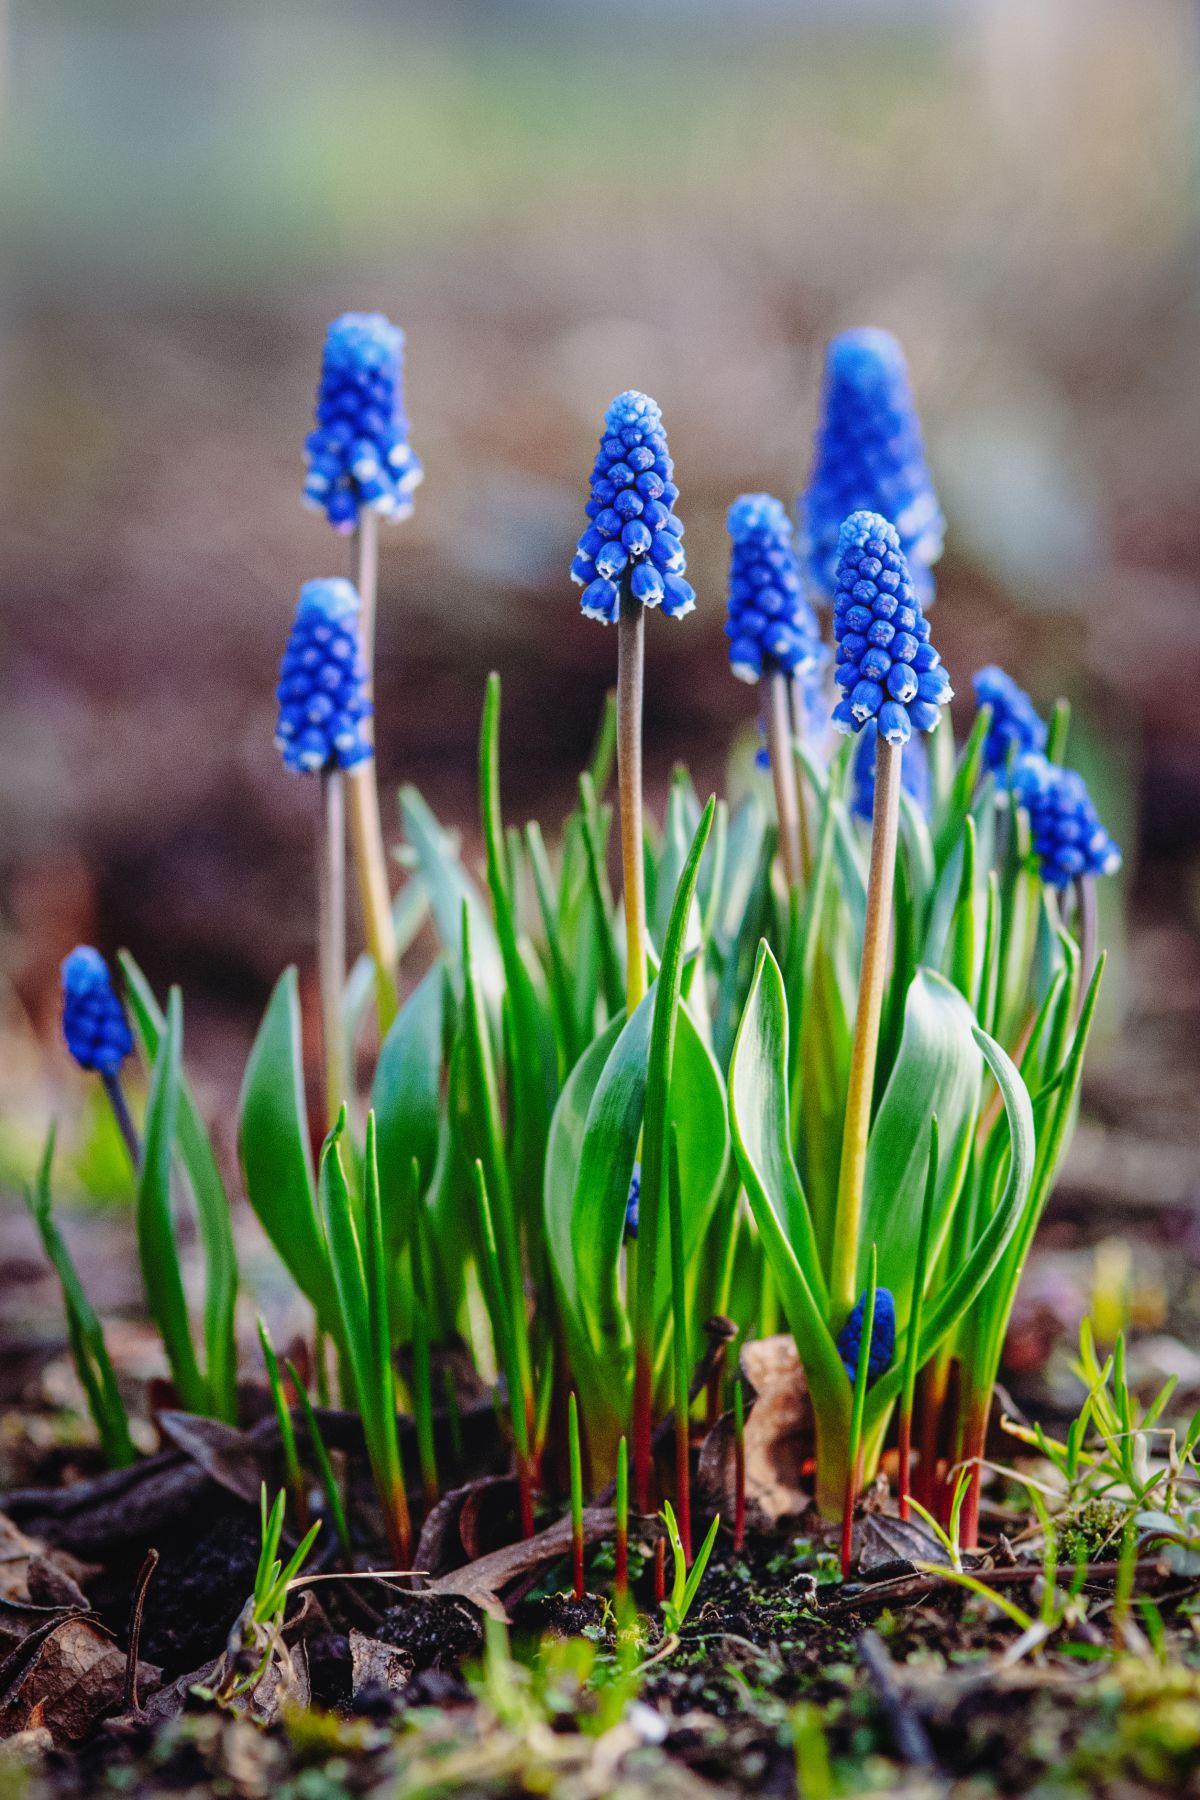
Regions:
[[137, 989, 207, 1413]]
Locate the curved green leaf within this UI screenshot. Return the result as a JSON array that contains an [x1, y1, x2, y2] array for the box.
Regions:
[[371, 963, 445, 1256], [138, 988, 207, 1413], [729, 942, 844, 1400], [861, 967, 983, 1314], [238, 968, 336, 1330]]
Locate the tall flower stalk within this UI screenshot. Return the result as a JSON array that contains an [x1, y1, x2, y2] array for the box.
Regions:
[[304, 313, 422, 1034], [830, 512, 952, 1320], [275, 578, 375, 1126], [725, 494, 822, 891], [572, 391, 694, 1014]]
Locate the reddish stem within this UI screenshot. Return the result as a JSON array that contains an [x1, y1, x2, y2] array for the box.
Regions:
[[633, 1348, 653, 1514], [572, 1522, 585, 1603], [897, 1407, 912, 1523], [840, 1449, 862, 1581], [386, 1482, 413, 1570], [517, 1452, 535, 1539], [653, 1536, 666, 1607], [958, 1403, 989, 1550]]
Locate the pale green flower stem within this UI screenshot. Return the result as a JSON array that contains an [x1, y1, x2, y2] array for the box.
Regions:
[[318, 768, 348, 1131], [832, 733, 902, 1324]]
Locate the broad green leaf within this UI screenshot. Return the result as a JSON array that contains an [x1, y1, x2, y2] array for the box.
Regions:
[[137, 989, 207, 1413], [371, 963, 445, 1256], [861, 968, 983, 1312], [120, 951, 238, 1423], [729, 943, 844, 1399], [238, 968, 337, 1332]]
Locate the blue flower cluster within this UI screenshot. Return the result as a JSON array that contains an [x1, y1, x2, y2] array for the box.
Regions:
[[725, 493, 822, 683], [802, 329, 944, 605], [836, 1287, 896, 1387], [303, 313, 423, 533], [851, 721, 931, 823], [275, 579, 373, 774], [1012, 754, 1122, 888], [571, 392, 694, 624], [973, 665, 1047, 776], [61, 947, 133, 1076], [832, 511, 952, 745]]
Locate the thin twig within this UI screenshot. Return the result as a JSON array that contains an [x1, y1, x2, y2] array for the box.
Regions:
[[123, 1548, 159, 1715]]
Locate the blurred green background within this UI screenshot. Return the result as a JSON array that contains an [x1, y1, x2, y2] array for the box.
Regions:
[[2, 0, 1199, 1175]]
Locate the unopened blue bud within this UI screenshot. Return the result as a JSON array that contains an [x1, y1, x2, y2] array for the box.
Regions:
[[802, 329, 943, 605], [725, 494, 823, 687], [275, 579, 373, 774], [304, 313, 422, 533], [61, 947, 133, 1076], [831, 513, 951, 743], [571, 393, 691, 624], [836, 1287, 896, 1387], [1012, 754, 1122, 888], [624, 1165, 640, 1241]]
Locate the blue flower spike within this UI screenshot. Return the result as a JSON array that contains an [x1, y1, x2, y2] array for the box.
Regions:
[[725, 493, 822, 684], [571, 391, 694, 624], [973, 665, 1048, 776], [803, 329, 944, 606], [1012, 754, 1122, 889], [275, 579, 374, 775], [831, 511, 952, 746], [61, 948, 133, 1076], [304, 313, 423, 533], [62, 946, 140, 1164], [836, 1286, 896, 1387]]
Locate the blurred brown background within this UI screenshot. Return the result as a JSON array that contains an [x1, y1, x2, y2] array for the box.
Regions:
[[2, 0, 1199, 1172]]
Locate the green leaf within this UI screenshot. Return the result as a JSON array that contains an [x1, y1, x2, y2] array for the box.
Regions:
[[238, 969, 337, 1332], [24, 1128, 135, 1467], [371, 963, 445, 1257], [137, 989, 207, 1414], [120, 952, 238, 1423], [400, 784, 503, 1009], [728, 942, 844, 1400], [860, 968, 983, 1314], [343, 878, 430, 1060]]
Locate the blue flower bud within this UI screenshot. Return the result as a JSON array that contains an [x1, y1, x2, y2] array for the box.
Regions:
[[571, 393, 690, 623], [304, 313, 423, 533], [831, 513, 951, 743], [973, 665, 1048, 777], [624, 1164, 640, 1241], [802, 329, 944, 605], [724, 494, 823, 687], [836, 1287, 896, 1387], [61, 947, 133, 1076], [1012, 754, 1122, 888], [275, 579, 373, 774]]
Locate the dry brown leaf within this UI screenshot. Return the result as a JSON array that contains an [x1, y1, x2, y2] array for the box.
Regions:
[[0, 1612, 160, 1744], [349, 1629, 413, 1700]]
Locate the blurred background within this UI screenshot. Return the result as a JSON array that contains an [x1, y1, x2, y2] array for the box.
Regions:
[[2, 0, 1199, 1269]]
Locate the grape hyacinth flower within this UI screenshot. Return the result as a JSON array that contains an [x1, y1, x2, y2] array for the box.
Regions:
[[571, 390, 692, 1515], [1012, 755, 1122, 889], [303, 313, 422, 534], [276, 579, 397, 1124], [973, 664, 1048, 779], [725, 494, 820, 684], [831, 514, 951, 1324], [570, 391, 694, 626], [725, 493, 823, 889], [61, 947, 139, 1164], [802, 329, 944, 605], [275, 579, 373, 775], [836, 1286, 896, 1387], [831, 512, 952, 747]]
